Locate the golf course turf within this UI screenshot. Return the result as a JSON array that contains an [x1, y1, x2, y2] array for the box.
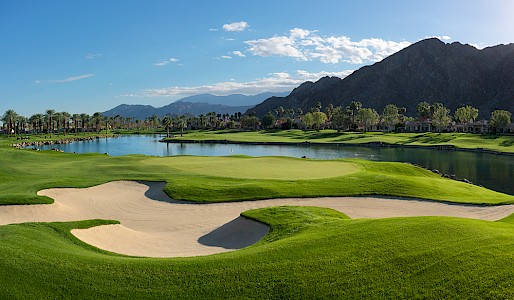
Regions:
[[1, 135, 514, 298], [2, 207, 514, 298], [163, 129, 514, 154]]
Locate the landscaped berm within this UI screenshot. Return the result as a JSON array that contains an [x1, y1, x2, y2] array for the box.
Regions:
[[2, 139, 514, 298]]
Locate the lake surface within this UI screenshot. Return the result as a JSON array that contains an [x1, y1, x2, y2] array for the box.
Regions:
[[37, 135, 514, 195]]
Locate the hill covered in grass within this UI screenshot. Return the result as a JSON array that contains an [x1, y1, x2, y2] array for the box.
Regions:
[[1, 206, 514, 299]]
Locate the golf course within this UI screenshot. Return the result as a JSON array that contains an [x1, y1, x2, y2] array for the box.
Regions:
[[2, 133, 514, 298], [163, 129, 514, 154]]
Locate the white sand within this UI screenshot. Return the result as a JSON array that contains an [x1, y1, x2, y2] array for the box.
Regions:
[[1, 181, 513, 258]]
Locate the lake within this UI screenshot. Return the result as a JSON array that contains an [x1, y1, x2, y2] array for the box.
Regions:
[[36, 134, 514, 195]]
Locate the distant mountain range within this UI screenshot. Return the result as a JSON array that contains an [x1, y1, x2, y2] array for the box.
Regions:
[[247, 38, 514, 118], [103, 92, 289, 119]]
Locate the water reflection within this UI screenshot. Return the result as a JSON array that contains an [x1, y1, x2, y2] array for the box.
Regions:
[[36, 135, 514, 195]]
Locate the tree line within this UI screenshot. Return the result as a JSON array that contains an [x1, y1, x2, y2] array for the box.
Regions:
[[260, 101, 512, 133], [1, 101, 512, 137], [0, 109, 247, 137]]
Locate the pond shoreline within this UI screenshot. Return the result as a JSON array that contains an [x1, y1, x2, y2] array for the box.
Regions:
[[160, 138, 514, 157], [11, 135, 118, 149]]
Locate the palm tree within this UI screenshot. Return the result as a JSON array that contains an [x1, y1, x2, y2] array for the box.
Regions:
[[199, 114, 207, 129], [178, 115, 187, 137], [53, 112, 63, 135], [149, 114, 158, 129], [45, 109, 56, 136], [105, 116, 113, 135], [347, 101, 362, 129], [61, 112, 70, 135], [29, 114, 40, 134], [80, 113, 89, 133], [2, 109, 19, 136], [162, 116, 172, 138], [92, 112, 102, 133], [72, 114, 81, 135], [16, 116, 28, 134], [208, 112, 216, 129]]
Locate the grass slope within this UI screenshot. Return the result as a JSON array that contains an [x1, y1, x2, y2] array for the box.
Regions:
[[168, 129, 514, 153], [1, 207, 514, 299]]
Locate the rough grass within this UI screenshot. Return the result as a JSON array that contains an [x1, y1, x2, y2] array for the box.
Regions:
[[1, 207, 514, 299], [169, 130, 514, 153]]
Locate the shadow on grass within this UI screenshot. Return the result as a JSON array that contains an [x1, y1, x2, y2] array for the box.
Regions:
[[480, 134, 500, 140], [335, 135, 366, 142], [303, 132, 343, 140], [500, 140, 514, 147], [405, 133, 457, 144], [212, 130, 245, 135]]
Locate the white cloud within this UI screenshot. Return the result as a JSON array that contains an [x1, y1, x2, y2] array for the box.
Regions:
[[424, 35, 452, 41], [222, 21, 249, 32], [470, 43, 486, 49], [154, 57, 180, 66], [35, 74, 95, 84], [295, 70, 354, 81], [85, 53, 102, 59], [232, 51, 246, 57], [123, 70, 354, 99], [245, 34, 308, 60], [221, 55, 232, 59], [244, 28, 411, 64]]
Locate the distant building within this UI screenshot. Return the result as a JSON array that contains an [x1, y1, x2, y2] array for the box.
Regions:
[[404, 120, 432, 132]]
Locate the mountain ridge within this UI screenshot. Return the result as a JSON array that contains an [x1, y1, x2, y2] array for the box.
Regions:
[[103, 92, 289, 119], [246, 38, 514, 118]]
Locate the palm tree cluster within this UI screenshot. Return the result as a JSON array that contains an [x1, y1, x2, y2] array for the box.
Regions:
[[0, 109, 249, 136], [1, 110, 114, 136], [2, 103, 511, 136]]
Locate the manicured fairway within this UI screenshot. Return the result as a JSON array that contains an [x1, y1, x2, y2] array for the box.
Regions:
[[1, 140, 513, 204], [166, 129, 514, 154], [144, 156, 361, 179], [1, 207, 514, 299]]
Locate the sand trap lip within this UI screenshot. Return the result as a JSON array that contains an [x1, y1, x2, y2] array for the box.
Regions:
[[1, 181, 514, 258]]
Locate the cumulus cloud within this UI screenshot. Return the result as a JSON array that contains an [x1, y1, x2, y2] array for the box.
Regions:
[[222, 21, 249, 32], [232, 50, 246, 57], [154, 57, 180, 66], [124, 70, 353, 99], [245, 35, 308, 60], [35, 74, 95, 84], [244, 28, 411, 64], [221, 55, 232, 59]]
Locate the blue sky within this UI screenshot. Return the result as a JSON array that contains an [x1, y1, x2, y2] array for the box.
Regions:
[[1, 0, 513, 117]]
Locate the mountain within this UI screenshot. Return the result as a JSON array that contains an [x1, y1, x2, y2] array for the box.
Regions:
[[103, 102, 252, 119], [103, 104, 158, 120], [247, 38, 514, 118], [103, 92, 289, 119], [158, 101, 252, 116], [178, 92, 289, 106]]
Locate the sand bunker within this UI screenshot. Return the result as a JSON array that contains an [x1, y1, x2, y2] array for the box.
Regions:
[[1, 181, 514, 258]]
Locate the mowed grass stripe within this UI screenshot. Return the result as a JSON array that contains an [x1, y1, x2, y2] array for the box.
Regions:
[[168, 129, 514, 153]]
